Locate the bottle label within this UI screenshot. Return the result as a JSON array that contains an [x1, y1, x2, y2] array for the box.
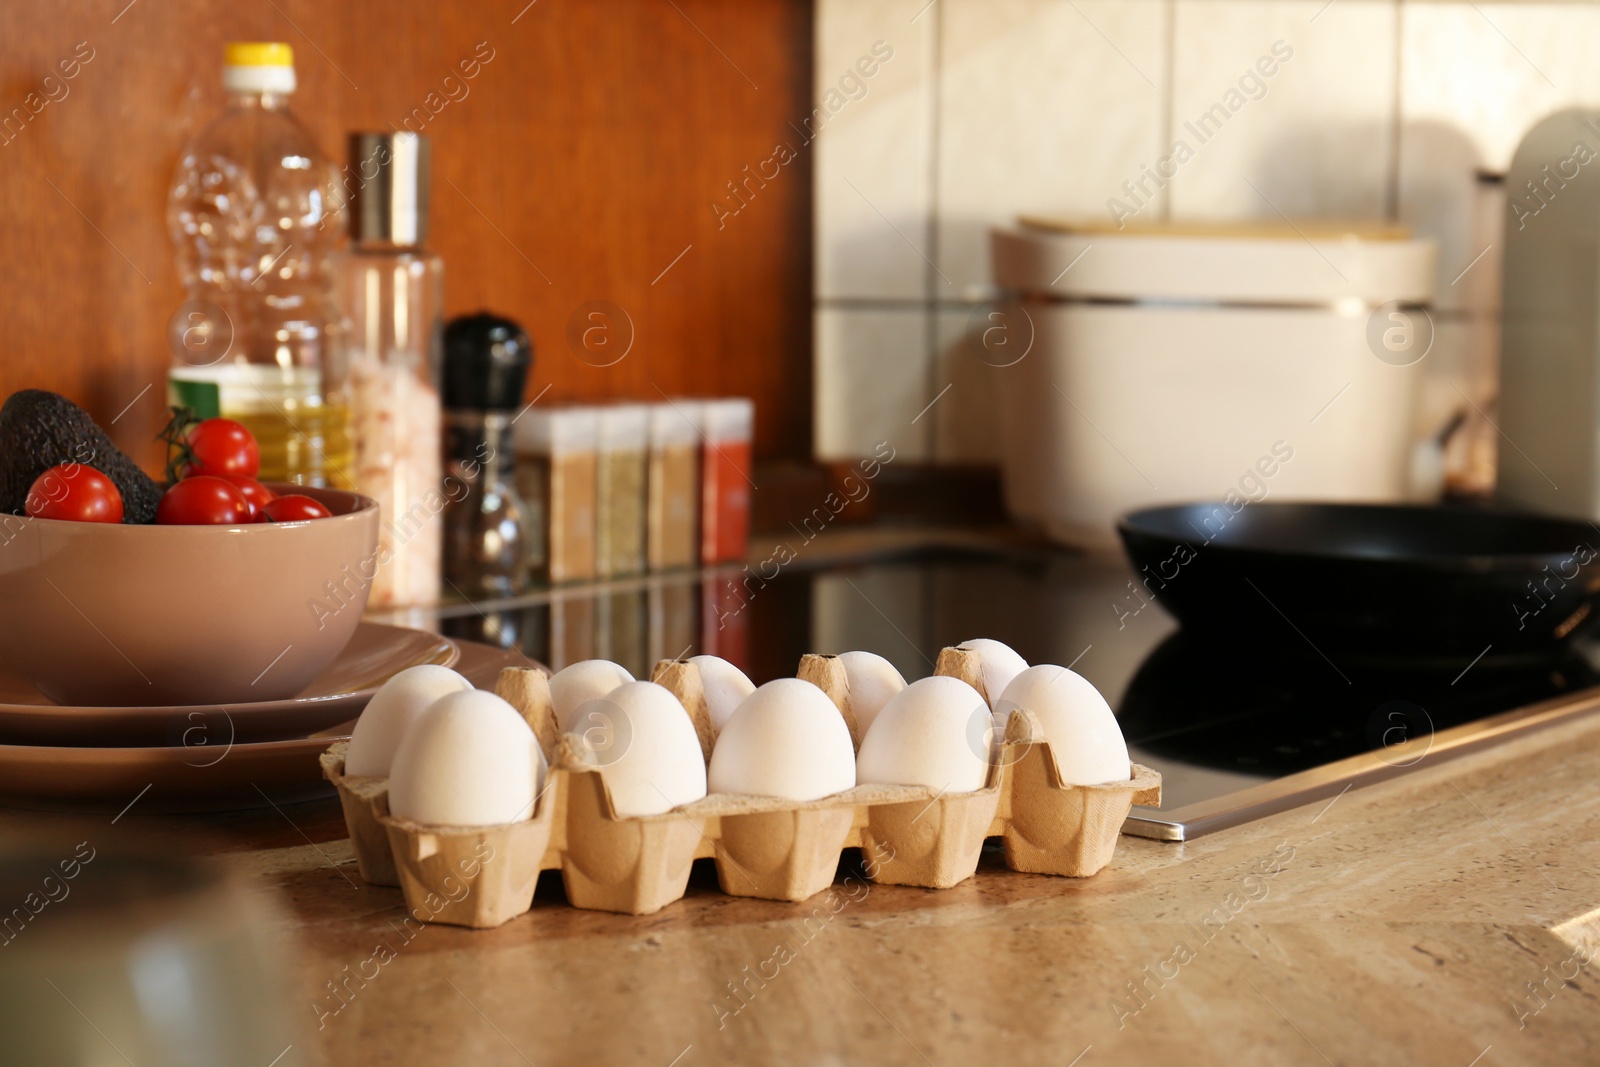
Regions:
[[168, 374, 222, 419]]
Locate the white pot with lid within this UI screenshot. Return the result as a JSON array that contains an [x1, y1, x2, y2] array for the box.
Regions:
[[989, 219, 1437, 548]]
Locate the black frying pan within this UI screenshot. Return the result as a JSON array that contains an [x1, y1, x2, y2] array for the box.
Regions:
[[1117, 502, 1600, 663]]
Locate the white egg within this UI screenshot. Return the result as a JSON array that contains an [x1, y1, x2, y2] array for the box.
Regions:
[[995, 665, 1129, 786], [344, 664, 474, 777], [836, 651, 907, 736], [688, 655, 756, 732], [388, 690, 547, 826], [548, 659, 635, 734], [856, 676, 991, 793], [708, 678, 855, 801], [570, 681, 707, 816], [959, 638, 1029, 708]]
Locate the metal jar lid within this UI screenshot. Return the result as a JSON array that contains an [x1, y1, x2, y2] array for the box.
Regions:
[[348, 131, 431, 246]]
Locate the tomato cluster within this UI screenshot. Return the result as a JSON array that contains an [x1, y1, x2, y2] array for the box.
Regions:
[[156, 418, 332, 525], [24, 417, 334, 526]]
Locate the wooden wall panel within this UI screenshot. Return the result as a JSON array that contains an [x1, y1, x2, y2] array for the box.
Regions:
[[0, 0, 814, 468]]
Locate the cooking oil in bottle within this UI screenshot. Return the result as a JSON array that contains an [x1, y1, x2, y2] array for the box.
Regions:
[[166, 42, 349, 487], [168, 364, 352, 486]]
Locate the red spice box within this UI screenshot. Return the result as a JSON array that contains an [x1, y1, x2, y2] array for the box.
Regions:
[[696, 397, 753, 564]]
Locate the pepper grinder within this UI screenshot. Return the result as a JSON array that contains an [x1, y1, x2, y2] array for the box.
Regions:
[[441, 313, 534, 600]]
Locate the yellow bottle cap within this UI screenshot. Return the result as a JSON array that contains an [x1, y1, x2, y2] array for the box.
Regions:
[[224, 42, 294, 68]]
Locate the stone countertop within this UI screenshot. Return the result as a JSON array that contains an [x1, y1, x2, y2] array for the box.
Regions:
[[51, 689, 1594, 1066], [11, 518, 1600, 1066]]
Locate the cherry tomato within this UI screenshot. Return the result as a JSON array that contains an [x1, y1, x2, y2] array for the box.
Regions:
[[24, 464, 124, 523], [221, 474, 276, 519], [182, 418, 260, 479], [261, 494, 332, 523], [156, 475, 252, 525]]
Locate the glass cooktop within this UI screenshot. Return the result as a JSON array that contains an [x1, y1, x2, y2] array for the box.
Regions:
[[398, 545, 1600, 840]]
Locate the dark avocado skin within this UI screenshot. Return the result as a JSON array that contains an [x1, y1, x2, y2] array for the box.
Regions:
[[0, 390, 162, 524]]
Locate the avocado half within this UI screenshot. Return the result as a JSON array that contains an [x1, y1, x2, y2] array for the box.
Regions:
[[0, 390, 163, 524]]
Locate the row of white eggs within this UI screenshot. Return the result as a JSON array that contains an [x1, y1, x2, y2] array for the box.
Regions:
[[343, 640, 1129, 829]]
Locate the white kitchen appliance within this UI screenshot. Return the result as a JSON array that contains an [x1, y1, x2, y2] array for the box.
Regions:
[[1499, 109, 1600, 518], [990, 220, 1437, 547]]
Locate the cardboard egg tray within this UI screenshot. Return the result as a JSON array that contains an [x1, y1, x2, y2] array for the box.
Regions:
[[321, 647, 1161, 928]]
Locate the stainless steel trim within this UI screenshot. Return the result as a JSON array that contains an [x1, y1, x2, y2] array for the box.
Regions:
[[1123, 685, 1600, 841], [1011, 291, 1429, 313]]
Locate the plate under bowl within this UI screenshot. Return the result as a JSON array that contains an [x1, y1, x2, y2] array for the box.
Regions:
[[0, 638, 538, 812], [0, 622, 457, 746]]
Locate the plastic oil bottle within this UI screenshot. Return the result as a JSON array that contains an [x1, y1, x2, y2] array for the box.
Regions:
[[167, 42, 352, 486]]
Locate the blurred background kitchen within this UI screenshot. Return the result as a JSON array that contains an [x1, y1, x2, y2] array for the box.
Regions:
[[0, 0, 1591, 677]]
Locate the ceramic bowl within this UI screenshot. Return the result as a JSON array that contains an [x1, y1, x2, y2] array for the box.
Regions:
[[0, 484, 380, 707]]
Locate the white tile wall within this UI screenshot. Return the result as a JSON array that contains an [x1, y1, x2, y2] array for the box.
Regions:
[[815, 0, 1600, 465], [936, 0, 1168, 298], [1398, 2, 1600, 309], [814, 307, 932, 462], [1401, 2, 1600, 173], [933, 306, 1004, 464], [1168, 0, 1397, 220], [815, 0, 938, 301]]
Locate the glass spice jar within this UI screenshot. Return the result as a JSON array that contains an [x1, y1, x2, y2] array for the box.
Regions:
[[515, 406, 599, 584], [595, 404, 650, 578], [647, 402, 700, 571]]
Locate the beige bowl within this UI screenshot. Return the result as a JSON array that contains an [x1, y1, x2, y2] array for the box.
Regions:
[[0, 484, 380, 707]]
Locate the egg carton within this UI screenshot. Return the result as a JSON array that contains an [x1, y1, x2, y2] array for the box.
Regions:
[[320, 647, 1161, 928]]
